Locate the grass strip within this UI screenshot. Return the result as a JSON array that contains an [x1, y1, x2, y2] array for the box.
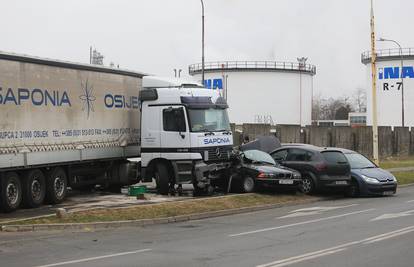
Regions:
[[380, 157, 414, 170], [6, 194, 315, 226], [393, 172, 414, 185]]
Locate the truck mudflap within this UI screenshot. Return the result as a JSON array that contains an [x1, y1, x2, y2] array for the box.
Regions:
[[193, 161, 231, 189]]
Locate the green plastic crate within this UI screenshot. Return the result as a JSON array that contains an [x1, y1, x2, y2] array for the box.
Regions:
[[128, 185, 147, 196]]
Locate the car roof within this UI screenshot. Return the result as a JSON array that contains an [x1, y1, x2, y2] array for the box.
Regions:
[[275, 144, 350, 153], [326, 147, 357, 154]]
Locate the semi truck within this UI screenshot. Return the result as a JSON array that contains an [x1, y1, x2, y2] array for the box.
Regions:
[[0, 51, 233, 212]]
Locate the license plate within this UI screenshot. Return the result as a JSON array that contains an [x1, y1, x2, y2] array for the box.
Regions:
[[335, 181, 347, 185], [383, 191, 394, 196], [279, 179, 294, 185]]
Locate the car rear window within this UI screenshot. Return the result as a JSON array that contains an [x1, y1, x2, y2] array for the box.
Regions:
[[321, 151, 347, 164]]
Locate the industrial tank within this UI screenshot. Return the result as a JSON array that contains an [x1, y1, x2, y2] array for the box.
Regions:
[[362, 48, 414, 127], [189, 60, 316, 126]]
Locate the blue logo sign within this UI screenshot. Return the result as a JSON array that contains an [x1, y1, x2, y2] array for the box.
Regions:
[[0, 87, 71, 106], [379, 66, 414, 80], [204, 79, 223, 89], [203, 137, 231, 145], [79, 79, 96, 118], [104, 94, 139, 109]]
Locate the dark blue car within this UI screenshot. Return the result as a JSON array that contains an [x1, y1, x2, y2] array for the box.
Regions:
[[339, 149, 397, 197]]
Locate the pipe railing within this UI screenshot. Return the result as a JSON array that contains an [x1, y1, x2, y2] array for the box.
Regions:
[[189, 60, 317, 75], [361, 48, 414, 63]]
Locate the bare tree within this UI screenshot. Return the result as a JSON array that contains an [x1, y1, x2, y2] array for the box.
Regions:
[[352, 88, 367, 112]]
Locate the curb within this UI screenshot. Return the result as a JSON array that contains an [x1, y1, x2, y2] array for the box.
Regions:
[[1, 197, 323, 232], [399, 183, 414, 188]]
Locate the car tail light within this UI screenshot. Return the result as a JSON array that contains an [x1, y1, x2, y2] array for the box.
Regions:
[[315, 163, 328, 172]]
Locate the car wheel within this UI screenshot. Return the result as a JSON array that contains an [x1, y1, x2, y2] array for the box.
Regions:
[[345, 180, 360, 198], [240, 176, 255, 193], [301, 176, 315, 195]]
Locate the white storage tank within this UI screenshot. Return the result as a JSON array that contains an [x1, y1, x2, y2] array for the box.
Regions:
[[189, 60, 316, 126], [362, 48, 414, 127]]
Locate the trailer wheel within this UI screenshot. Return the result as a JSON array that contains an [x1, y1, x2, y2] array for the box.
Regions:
[[22, 169, 46, 208], [0, 172, 22, 212], [155, 163, 170, 195], [46, 167, 68, 204]]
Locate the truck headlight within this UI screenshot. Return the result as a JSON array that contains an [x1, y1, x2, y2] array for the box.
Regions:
[[361, 174, 380, 184]]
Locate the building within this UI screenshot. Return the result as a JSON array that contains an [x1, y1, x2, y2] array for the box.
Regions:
[[188, 60, 316, 126], [362, 48, 414, 127], [313, 112, 367, 127]]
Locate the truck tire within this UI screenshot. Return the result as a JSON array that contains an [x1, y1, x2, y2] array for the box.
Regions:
[[0, 172, 22, 212], [22, 169, 46, 208], [45, 167, 68, 204], [155, 163, 170, 195]]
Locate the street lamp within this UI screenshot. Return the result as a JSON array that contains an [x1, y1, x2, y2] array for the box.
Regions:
[[378, 37, 405, 127], [200, 0, 205, 86]]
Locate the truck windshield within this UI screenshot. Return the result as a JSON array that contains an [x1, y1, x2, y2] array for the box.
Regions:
[[188, 108, 231, 132]]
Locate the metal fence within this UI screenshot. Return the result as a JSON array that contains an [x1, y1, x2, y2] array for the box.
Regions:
[[189, 61, 317, 75]]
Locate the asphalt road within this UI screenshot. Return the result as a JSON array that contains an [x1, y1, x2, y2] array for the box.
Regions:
[[1, 186, 414, 267]]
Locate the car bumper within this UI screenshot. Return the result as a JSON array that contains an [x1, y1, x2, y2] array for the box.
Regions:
[[256, 178, 302, 188], [319, 176, 351, 188], [361, 182, 397, 196]]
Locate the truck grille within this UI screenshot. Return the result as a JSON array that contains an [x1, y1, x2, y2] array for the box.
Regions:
[[193, 146, 233, 162]]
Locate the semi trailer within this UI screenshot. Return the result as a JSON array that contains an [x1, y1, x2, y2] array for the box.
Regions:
[[0, 51, 233, 212]]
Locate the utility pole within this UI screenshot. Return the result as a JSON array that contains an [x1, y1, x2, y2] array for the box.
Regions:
[[378, 38, 405, 127], [370, 0, 379, 165], [201, 0, 205, 86]]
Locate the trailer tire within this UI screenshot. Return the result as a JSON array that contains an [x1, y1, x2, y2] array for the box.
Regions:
[[46, 167, 68, 204], [155, 163, 170, 195], [22, 169, 46, 208], [0, 172, 22, 213]]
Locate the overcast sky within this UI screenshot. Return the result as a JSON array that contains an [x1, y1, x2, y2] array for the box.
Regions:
[[1, 0, 412, 97]]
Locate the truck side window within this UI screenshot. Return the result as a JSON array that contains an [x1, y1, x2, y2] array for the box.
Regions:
[[163, 107, 186, 132]]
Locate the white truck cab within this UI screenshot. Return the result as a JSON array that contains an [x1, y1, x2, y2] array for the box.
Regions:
[[139, 77, 233, 194]]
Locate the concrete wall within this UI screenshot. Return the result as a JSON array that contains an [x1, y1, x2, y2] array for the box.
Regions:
[[237, 123, 414, 159]]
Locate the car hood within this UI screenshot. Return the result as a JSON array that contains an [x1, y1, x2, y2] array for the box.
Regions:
[[352, 168, 394, 182]]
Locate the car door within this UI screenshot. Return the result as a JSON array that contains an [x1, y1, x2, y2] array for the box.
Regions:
[[160, 106, 191, 158], [283, 148, 313, 173], [320, 151, 351, 179]]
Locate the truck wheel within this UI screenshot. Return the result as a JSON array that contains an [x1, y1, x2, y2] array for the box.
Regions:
[[301, 176, 315, 195], [46, 167, 68, 204], [155, 163, 170, 195], [240, 176, 255, 193], [0, 172, 22, 212], [22, 169, 46, 208]]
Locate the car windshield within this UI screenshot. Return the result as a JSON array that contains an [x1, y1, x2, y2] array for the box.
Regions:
[[243, 150, 276, 165], [188, 108, 231, 132], [344, 153, 377, 169]]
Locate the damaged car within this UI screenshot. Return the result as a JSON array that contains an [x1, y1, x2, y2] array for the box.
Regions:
[[229, 136, 302, 193]]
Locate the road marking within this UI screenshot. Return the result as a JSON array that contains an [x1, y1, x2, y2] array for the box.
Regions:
[[229, 209, 375, 237], [256, 248, 348, 267], [33, 248, 152, 267], [371, 209, 414, 221], [363, 227, 414, 244], [256, 225, 414, 267], [278, 204, 359, 219], [407, 200, 414, 203]]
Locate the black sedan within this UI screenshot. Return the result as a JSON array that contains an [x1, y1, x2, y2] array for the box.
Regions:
[[230, 149, 302, 193]]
